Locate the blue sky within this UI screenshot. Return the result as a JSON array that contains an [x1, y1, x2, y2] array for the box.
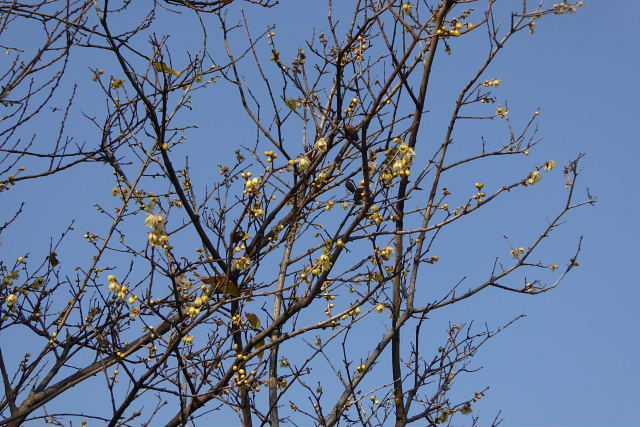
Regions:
[[1, 1, 638, 426]]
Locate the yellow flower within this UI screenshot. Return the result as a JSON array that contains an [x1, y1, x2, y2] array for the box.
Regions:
[[251, 205, 264, 217], [144, 213, 165, 228], [235, 256, 253, 271], [111, 78, 125, 89], [315, 137, 328, 152], [402, 3, 413, 13], [296, 156, 311, 170], [244, 177, 263, 195], [31, 277, 45, 290], [375, 303, 385, 313], [545, 160, 557, 171], [285, 98, 299, 110], [379, 246, 394, 261], [527, 170, 542, 185], [6, 293, 18, 307], [482, 78, 501, 87], [317, 254, 332, 272], [496, 107, 509, 118]]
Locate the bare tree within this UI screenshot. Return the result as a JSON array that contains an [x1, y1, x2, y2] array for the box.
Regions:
[[0, 1, 592, 426]]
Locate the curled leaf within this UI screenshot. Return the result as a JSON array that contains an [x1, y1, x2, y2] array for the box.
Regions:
[[255, 337, 265, 361], [153, 62, 181, 77], [48, 252, 59, 267], [202, 275, 240, 297], [246, 312, 261, 328]]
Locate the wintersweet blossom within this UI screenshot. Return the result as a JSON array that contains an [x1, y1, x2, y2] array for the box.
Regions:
[[296, 156, 311, 170], [145, 213, 165, 229], [235, 256, 252, 271], [6, 293, 18, 307], [315, 137, 328, 152], [527, 170, 542, 185]]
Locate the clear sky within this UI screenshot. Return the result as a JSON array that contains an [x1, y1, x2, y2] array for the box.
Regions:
[[1, 1, 638, 426]]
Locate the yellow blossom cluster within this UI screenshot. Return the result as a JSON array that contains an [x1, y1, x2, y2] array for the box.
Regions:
[[553, 2, 583, 14], [244, 175, 263, 195], [373, 246, 394, 263], [368, 205, 384, 225], [292, 48, 306, 73], [187, 283, 212, 317], [111, 78, 125, 89], [481, 78, 501, 87], [91, 68, 104, 81], [2, 270, 19, 288], [313, 171, 329, 189], [234, 256, 252, 271], [340, 306, 361, 320], [264, 151, 278, 162], [145, 212, 169, 248], [350, 35, 369, 63], [186, 304, 201, 318], [107, 275, 136, 303], [526, 170, 542, 185], [251, 203, 264, 218], [381, 138, 416, 184], [343, 97, 359, 116], [270, 49, 281, 64], [435, 21, 473, 38], [496, 107, 509, 118], [231, 314, 245, 326], [310, 252, 332, 276], [510, 247, 526, 259], [231, 365, 260, 389], [472, 186, 486, 203]]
